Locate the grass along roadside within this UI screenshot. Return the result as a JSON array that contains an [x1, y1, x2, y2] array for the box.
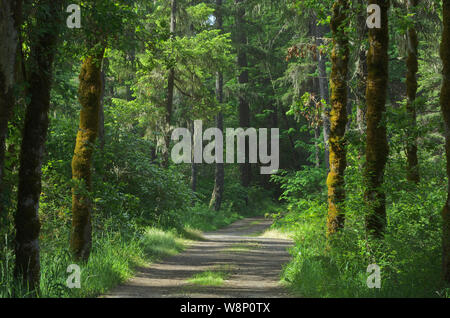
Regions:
[[1, 199, 276, 297], [1, 227, 196, 298], [0, 206, 250, 297]]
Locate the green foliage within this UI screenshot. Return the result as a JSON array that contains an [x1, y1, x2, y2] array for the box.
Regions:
[[271, 166, 327, 205], [275, 151, 449, 297]]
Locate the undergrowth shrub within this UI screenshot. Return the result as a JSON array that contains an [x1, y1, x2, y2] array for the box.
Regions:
[[273, 154, 449, 297]]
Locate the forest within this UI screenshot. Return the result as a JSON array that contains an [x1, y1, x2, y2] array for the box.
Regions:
[[0, 0, 450, 299]]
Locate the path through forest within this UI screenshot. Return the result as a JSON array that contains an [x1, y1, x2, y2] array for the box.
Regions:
[[103, 217, 293, 298]]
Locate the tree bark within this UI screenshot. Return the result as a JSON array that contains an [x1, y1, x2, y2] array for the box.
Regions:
[[364, 0, 390, 238], [14, 0, 59, 292], [70, 49, 106, 262], [440, 0, 450, 283], [210, 0, 225, 211], [327, 0, 349, 237], [0, 0, 21, 217], [405, 0, 420, 183], [236, 0, 251, 195]]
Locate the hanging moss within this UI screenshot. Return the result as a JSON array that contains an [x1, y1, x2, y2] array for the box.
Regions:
[[364, 0, 390, 238], [326, 0, 349, 237], [70, 50, 105, 262], [440, 0, 450, 283]]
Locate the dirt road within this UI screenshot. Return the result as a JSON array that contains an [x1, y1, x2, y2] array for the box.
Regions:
[[103, 217, 293, 298]]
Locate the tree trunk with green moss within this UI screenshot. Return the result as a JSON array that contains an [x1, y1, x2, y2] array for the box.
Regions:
[[70, 49, 105, 262], [326, 0, 349, 236], [440, 0, 450, 283], [364, 0, 390, 238], [14, 0, 59, 292], [406, 0, 420, 183]]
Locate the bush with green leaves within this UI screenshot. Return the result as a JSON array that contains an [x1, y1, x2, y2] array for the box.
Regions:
[[275, 149, 449, 297]]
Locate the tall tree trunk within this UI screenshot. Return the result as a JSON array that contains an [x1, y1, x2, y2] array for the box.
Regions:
[[405, 0, 420, 183], [355, 0, 368, 136], [236, 0, 251, 197], [162, 0, 177, 168], [356, 49, 368, 136], [345, 86, 353, 132], [440, 0, 450, 284], [0, 0, 21, 217], [70, 49, 106, 262], [14, 0, 59, 292], [315, 17, 331, 171], [210, 0, 225, 211], [327, 0, 349, 237], [355, 0, 368, 171], [365, 0, 390, 238]]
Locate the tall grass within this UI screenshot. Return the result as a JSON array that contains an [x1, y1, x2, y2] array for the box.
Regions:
[[0, 194, 272, 298], [0, 226, 186, 298]]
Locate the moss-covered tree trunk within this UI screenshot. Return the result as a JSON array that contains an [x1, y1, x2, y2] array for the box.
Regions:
[[364, 0, 390, 238], [70, 49, 105, 261], [236, 0, 251, 197], [440, 0, 450, 283], [0, 0, 21, 216], [405, 0, 420, 183], [210, 0, 225, 211], [14, 0, 59, 292], [326, 0, 350, 236]]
